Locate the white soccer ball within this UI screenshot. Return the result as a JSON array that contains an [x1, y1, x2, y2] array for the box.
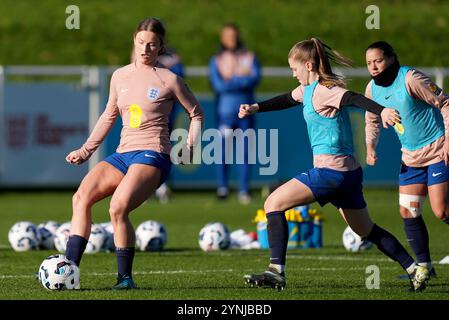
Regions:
[[38, 220, 60, 250], [54, 222, 72, 253], [8, 221, 41, 252], [135, 220, 167, 251], [198, 222, 231, 252], [100, 222, 115, 252], [342, 225, 373, 252], [85, 224, 107, 254], [38, 254, 80, 290]]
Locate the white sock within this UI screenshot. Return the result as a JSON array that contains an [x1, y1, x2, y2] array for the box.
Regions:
[[269, 263, 285, 274], [406, 262, 417, 275], [418, 262, 432, 270]]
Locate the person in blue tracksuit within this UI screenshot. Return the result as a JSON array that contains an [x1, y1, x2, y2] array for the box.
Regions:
[[239, 37, 427, 292], [209, 23, 261, 204]]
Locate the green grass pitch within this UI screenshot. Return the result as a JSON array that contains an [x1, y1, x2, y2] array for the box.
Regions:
[[0, 189, 447, 300]]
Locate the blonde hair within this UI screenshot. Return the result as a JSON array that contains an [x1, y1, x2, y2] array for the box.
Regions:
[[288, 38, 352, 87]]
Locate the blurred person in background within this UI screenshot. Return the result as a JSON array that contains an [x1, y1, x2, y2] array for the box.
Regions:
[[209, 23, 261, 204]]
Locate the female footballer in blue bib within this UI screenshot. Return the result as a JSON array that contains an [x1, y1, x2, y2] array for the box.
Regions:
[[239, 38, 427, 292], [365, 41, 449, 281]]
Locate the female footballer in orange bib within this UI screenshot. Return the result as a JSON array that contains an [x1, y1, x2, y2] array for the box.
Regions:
[[65, 17, 203, 289], [365, 41, 449, 282], [239, 38, 426, 292]]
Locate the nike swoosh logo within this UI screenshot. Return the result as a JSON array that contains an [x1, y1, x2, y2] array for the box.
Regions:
[[301, 173, 308, 176], [432, 172, 442, 177], [385, 95, 392, 99], [144, 154, 156, 158]]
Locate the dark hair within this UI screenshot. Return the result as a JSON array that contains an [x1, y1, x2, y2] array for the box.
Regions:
[[366, 41, 397, 61], [219, 23, 245, 51], [288, 37, 353, 87], [134, 17, 166, 55]]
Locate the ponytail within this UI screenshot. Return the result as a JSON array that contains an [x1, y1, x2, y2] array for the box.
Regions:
[[289, 38, 353, 88]]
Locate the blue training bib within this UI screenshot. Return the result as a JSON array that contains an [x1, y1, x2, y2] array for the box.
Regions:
[[371, 66, 444, 151], [302, 80, 354, 155]]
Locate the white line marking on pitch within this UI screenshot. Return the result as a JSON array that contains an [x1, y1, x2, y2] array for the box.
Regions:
[[287, 255, 390, 262], [0, 267, 401, 279]]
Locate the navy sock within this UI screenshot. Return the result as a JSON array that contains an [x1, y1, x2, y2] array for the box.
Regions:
[[403, 216, 431, 263], [367, 224, 415, 270], [443, 217, 449, 225], [116, 247, 135, 278], [65, 235, 88, 266], [266, 211, 288, 266]]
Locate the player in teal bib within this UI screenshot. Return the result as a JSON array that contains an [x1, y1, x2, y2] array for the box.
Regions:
[[239, 38, 426, 292], [365, 41, 449, 283], [371, 66, 444, 151], [303, 79, 354, 155]]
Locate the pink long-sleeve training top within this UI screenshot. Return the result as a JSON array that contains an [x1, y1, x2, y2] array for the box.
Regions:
[[76, 62, 204, 161]]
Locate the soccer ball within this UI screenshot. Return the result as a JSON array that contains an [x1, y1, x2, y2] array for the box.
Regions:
[[100, 222, 115, 252], [135, 220, 167, 251], [54, 222, 72, 253], [8, 221, 41, 252], [37, 220, 60, 250], [38, 254, 80, 290], [342, 226, 373, 252], [85, 224, 107, 254], [198, 222, 231, 252]]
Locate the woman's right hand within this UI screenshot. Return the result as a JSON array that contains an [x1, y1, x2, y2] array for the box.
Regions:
[[66, 150, 86, 165], [238, 103, 259, 119], [380, 108, 401, 129], [366, 145, 378, 166]]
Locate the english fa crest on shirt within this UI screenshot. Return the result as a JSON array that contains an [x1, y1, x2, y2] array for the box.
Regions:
[[147, 87, 160, 100]]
